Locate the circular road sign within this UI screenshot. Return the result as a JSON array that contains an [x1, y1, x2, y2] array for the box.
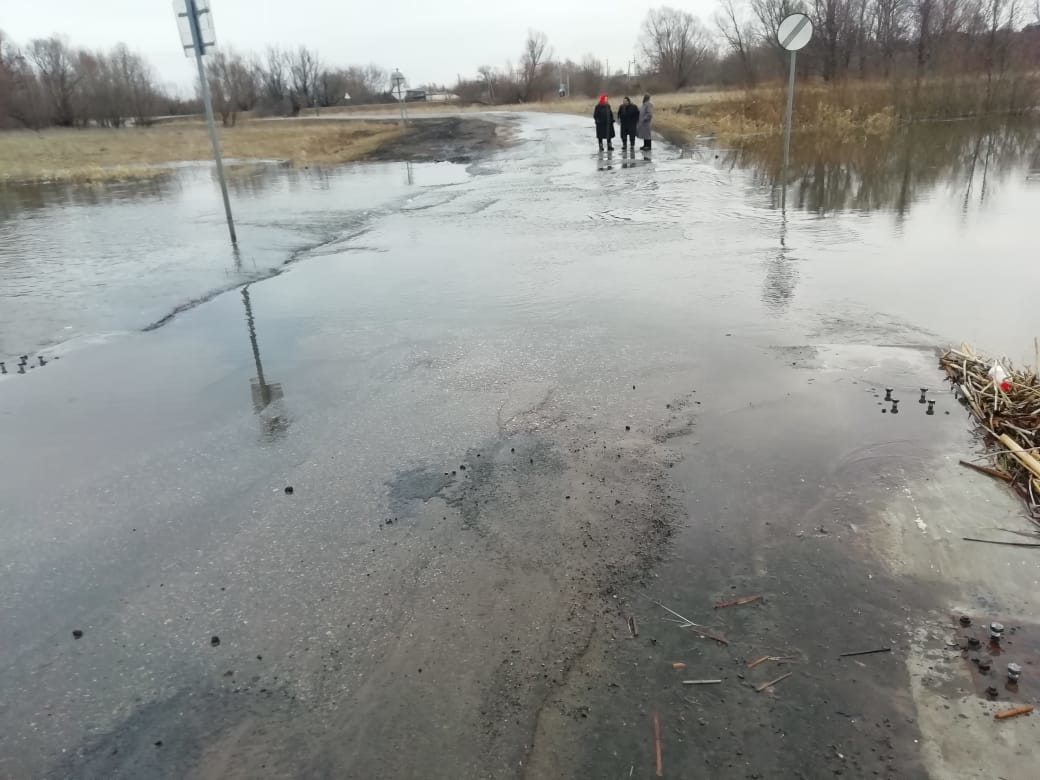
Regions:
[[777, 13, 813, 52]]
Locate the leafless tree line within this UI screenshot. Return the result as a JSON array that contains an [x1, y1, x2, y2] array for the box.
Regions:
[[206, 45, 391, 126], [0, 33, 169, 129], [459, 3, 1038, 102], [3, 3, 1039, 128], [0, 31, 395, 130], [714, 0, 1040, 87]]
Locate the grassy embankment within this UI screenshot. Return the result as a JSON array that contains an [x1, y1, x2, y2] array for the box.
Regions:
[[579, 77, 1040, 145], [0, 119, 405, 184]]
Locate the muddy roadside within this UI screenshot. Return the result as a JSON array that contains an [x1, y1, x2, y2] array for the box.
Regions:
[[525, 344, 1039, 779], [363, 116, 512, 164]]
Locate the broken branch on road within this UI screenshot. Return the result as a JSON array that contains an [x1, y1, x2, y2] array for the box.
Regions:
[[688, 626, 729, 645], [994, 705, 1034, 720], [652, 712, 663, 777], [714, 594, 763, 609], [755, 672, 792, 692], [648, 598, 702, 628], [838, 647, 892, 658], [962, 537, 1040, 548]]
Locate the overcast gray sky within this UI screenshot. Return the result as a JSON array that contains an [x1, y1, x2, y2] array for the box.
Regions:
[[4, 1, 719, 94]]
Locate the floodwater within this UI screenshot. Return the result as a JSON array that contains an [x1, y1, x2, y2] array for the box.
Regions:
[[1, 113, 1038, 779], [0, 160, 467, 357], [2, 114, 1038, 364]]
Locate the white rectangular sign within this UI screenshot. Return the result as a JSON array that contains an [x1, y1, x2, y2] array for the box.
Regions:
[[173, 0, 217, 57]]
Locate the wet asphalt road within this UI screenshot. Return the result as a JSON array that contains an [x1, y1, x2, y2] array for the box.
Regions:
[[2, 113, 1039, 778]]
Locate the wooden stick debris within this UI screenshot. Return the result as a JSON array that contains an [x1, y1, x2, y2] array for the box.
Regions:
[[958, 460, 1012, 482], [755, 672, 792, 692], [683, 679, 722, 685], [994, 705, 1034, 720], [649, 599, 703, 628], [940, 347, 1040, 519], [652, 712, 663, 777], [747, 654, 795, 668], [688, 626, 729, 645], [962, 537, 1040, 548], [999, 434, 1040, 482], [714, 594, 763, 609], [838, 647, 892, 658]]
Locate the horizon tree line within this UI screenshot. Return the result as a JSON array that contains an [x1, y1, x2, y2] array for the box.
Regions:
[[2, 2, 1039, 129]]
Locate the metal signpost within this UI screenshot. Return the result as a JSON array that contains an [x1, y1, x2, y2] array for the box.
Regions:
[[391, 69, 409, 125], [776, 13, 813, 211], [173, 0, 237, 245]]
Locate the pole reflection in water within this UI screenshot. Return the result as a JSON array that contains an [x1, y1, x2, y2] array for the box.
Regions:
[[242, 285, 290, 442], [762, 210, 798, 315]]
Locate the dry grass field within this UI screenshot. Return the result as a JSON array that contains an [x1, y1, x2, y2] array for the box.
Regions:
[[0, 119, 405, 184]]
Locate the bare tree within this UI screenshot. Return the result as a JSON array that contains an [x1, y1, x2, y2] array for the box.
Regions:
[[29, 36, 80, 125], [519, 30, 553, 101], [314, 68, 347, 107], [256, 45, 291, 115], [872, 0, 910, 76], [111, 44, 161, 125], [1, 30, 45, 128], [639, 6, 715, 89], [751, 0, 804, 69], [911, 0, 937, 72], [581, 55, 607, 95], [476, 65, 496, 102], [810, 0, 859, 80], [208, 48, 256, 125], [288, 45, 320, 114], [716, 0, 758, 84]]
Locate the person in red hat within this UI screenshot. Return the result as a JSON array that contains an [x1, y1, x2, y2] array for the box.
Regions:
[[593, 94, 615, 152]]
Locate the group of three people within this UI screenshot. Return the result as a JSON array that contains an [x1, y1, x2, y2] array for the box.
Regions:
[[593, 94, 654, 153]]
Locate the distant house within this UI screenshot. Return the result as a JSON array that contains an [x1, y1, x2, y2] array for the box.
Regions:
[[405, 89, 427, 102]]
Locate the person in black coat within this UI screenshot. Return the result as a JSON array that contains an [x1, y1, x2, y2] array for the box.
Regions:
[[617, 97, 639, 152], [593, 95, 615, 152]]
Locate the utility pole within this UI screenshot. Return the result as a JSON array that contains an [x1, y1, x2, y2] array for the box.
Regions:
[[174, 0, 236, 245]]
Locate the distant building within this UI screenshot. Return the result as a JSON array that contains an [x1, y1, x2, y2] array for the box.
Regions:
[[405, 89, 427, 102]]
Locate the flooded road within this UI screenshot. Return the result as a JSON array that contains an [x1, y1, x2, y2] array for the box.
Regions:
[[1, 113, 1038, 779], [0, 160, 468, 357]]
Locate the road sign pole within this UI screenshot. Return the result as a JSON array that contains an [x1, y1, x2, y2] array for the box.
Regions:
[[782, 50, 796, 211], [776, 12, 812, 213], [187, 0, 236, 245]]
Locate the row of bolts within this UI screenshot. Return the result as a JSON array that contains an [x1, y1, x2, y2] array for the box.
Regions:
[[884, 387, 937, 415], [959, 616, 1023, 692], [0, 355, 48, 375]]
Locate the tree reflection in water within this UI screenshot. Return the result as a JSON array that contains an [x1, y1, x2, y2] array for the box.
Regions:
[[725, 117, 1040, 217]]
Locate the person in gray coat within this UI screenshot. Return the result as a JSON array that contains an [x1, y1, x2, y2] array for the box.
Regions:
[[637, 94, 654, 151]]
